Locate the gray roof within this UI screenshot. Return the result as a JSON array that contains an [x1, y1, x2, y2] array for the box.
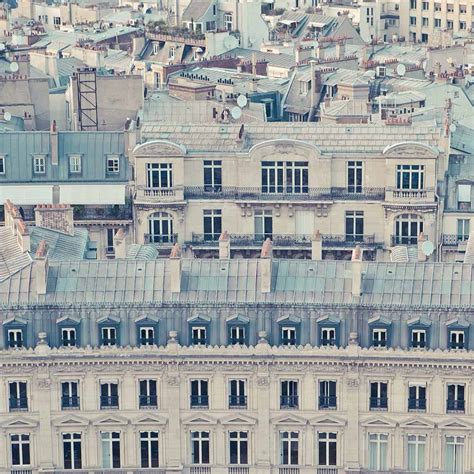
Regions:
[[218, 48, 296, 70], [1, 259, 473, 308], [30, 227, 89, 261], [126, 244, 159, 260], [0, 131, 128, 183], [140, 122, 442, 154], [451, 124, 474, 154], [182, 0, 212, 21], [0, 227, 32, 283]]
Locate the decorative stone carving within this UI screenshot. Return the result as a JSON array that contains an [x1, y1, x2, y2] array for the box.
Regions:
[[257, 376, 269, 386], [37, 378, 51, 389], [167, 375, 180, 386], [346, 378, 359, 388], [136, 143, 185, 157]]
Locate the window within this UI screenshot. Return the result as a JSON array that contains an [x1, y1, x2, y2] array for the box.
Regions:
[[449, 329, 466, 350], [100, 382, 119, 409], [372, 328, 388, 347], [318, 432, 337, 466], [191, 326, 207, 345], [345, 211, 364, 243], [139, 379, 158, 408], [368, 433, 388, 471], [347, 161, 363, 193], [203, 160, 222, 192], [7, 328, 23, 348], [457, 184, 471, 210], [101, 432, 120, 468], [148, 212, 175, 244], [61, 381, 80, 410], [229, 431, 248, 465], [457, 219, 470, 241], [435, 18, 441, 27], [407, 434, 425, 472], [140, 431, 159, 468], [394, 214, 423, 245], [410, 16, 417, 25], [191, 431, 210, 464], [261, 161, 308, 194], [168, 47, 175, 60], [434, 2, 441, 11], [61, 328, 76, 347], [106, 228, 115, 255], [447, 3, 454, 13], [447, 20, 453, 29], [69, 155, 81, 174], [254, 210, 273, 241], [280, 326, 297, 346], [320, 327, 337, 346], [422, 1, 428, 9], [224, 13, 233, 31], [53, 16, 61, 25], [146, 163, 173, 189], [191, 380, 209, 408], [139, 327, 155, 346], [229, 325, 246, 345], [280, 431, 298, 465], [101, 326, 117, 346], [422, 17, 429, 26], [370, 382, 388, 410], [0, 155, 5, 174], [460, 4, 467, 14], [410, 0, 417, 8], [280, 380, 299, 409], [11, 434, 30, 466], [107, 155, 120, 173], [63, 433, 82, 469], [408, 384, 426, 411], [319, 380, 337, 409], [445, 436, 464, 473], [447, 384, 465, 412], [229, 379, 247, 408], [411, 328, 427, 348], [33, 155, 46, 174], [396, 165, 424, 190], [9, 381, 27, 411], [203, 209, 222, 241], [459, 21, 466, 30]]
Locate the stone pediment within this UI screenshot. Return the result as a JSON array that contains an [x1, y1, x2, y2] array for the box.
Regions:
[[134, 414, 167, 425], [53, 415, 90, 427], [221, 414, 257, 425], [1, 416, 38, 428], [400, 418, 434, 429], [361, 416, 397, 428], [133, 140, 186, 157], [439, 418, 472, 430], [182, 414, 217, 425], [383, 142, 437, 158], [310, 415, 346, 427], [272, 414, 307, 426], [93, 415, 128, 426]]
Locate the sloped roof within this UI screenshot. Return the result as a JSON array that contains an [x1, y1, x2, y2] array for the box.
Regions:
[[182, 0, 213, 22], [30, 227, 89, 261], [0, 227, 32, 283]]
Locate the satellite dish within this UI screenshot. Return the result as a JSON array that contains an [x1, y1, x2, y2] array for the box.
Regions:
[[237, 95, 248, 108], [10, 62, 19, 73], [4, 112, 11, 121], [231, 106, 242, 120], [421, 240, 435, 256], [396, 63, 406, 76], [223, 35, 238, 50], [0, 43, 5, 52], [450, 123, 457, 133]]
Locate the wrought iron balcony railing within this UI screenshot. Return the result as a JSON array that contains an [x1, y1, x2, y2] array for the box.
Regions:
[[369, 397, 388, 410], [190, 395, 209, 408], [442, 234, 470, 246], [229, 395, 247, 408], [61, 396, 80, 410], [100, 395, 119, 409], [318, 395, 337, 409], [280, 395, 299, 409], [144, 234, 178, 245], [408, 398, 426, 411], [446, 399, 465, 412], [139, 395, 158, 408]]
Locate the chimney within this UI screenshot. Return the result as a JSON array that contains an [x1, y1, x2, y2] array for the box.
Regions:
[[260, 238, 273, 294], [169, 243, 181, 293], [34, 204, 74, 236], [34, 240, 49, 295], [218, 230, 230, 259], [4, 199, 18, 232], [417, 232, 427, 262], [464, 231, 474, 263], [351, 245, 363, 298], [50, 120, 58, 165], [113, 228, 127, 259], [336, 41, 345, 60], [16, 218, 30, 252], [316, 44, 325, 60], [311, 230, 322, 260]]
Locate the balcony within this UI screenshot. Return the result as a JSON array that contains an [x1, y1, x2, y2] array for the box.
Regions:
[[135, 186, 184, 203], [280, 338, 297, 346], [190, 468, 211, 474], [371, 340, 387, 348], [9, 397, 28, 412], [140, 337, 155, 346], [316, 469, 340, 474], [391, 235, 427, 246], [72, 205, 132, 221], [280, 395, 299, 409], [385, 187, 435, 203], [139, 395, 158, 409], [411, 341, 426, 349], [190, 395, 209, 409], [61, 396, 80, 410], [100, 395, 119, 409], [369, 397, 388, 410], [144, 234, 178, 245], [320, 338, 336, 347], [450, 341, 465, 350], [318, 396, 337, 410], [278, 468, 299, 474], [61, 339, 76, 347], [447, 399, 465, 412], [184, 186, 385, 202], [408, 398, 426, 411], [228, 468, 249, 474], [229, 395, 247, 409], [442, 235, 469, 247]]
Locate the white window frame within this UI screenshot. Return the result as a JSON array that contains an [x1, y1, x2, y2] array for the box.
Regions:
[[229, 431, 248, 465], [191, 431, 210, 465], [396, 164, 424, 190], [321, 327, 336, 345], [318, 432, 337, 467], [407, 434, 426, 472], [7, 329, 23, 347], [101, 431, 121, 468], [368, 432, 388, 471], [33, 155, 46, 174], [69, 155, 81, 174], [62, 432, 82, 469], [445, 435, 464, 473], [192, 326, 207, 345], [281, 326, 297, 345], [230, 325, 246, 344], [140, 431, 159, 468], [0, 155, 5, 174], [107, 155, 120, 174], [10, 433, 31, 467], [101, 327, 117, 346], [146, 163, 173, 189], [140, 326, 155, 345], [61, 327, 76, 346], [279, 431, 299, 465], [372, 328, 387, 345]]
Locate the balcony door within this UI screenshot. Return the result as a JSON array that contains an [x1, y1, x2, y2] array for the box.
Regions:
[[394, 214, 423, 245], [148, 212, 174, 243]]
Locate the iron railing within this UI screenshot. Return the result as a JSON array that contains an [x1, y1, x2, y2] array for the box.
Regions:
[[144, 234, 178, 244], [190, 395, 209, 408], [280, 395, 299, 409], [139, 395, 158, 408], [369, 397, 388, 410], [408, 398, 426, 410], [100, 395, 119, 409], [9, 397, 28, 411], [442, 234, 469, 246], [61, 396, 80, 410], [318, 396, 337, 409], [446, 399, 465, 412], [391, 235, 428, 246], [229, 395, 247, 408]]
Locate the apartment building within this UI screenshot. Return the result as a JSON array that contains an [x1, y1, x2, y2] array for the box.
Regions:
[[130, 121, 446, 260], [0, 238, 473, 473], [359, 0, 401, 42]]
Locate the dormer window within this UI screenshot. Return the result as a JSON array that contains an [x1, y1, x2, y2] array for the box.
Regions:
[[153, 42, 160, 55], [7, 329, 23, 348], [33, 155, 46, 174], [106, 155, 120, 174], [69, 155, 81, 174], [169, 47, 175, 61], [0, 155, 5, 174]]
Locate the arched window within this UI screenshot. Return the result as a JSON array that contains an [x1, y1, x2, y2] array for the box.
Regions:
[[394, 214, 423, 245], [147, 212, 175, 243]]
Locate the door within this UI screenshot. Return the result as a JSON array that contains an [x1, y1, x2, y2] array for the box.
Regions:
[[295, 210, 314, 237]]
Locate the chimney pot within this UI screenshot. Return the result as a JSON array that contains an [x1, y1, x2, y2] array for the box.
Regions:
[[351, 245, 363, 297]]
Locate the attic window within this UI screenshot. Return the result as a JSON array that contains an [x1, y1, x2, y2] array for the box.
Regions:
[[153, 43, 159, 55], [0, 155, 5, 174], [168, 47, 175, 61], [299, 80, 311, 95], [33, 155, 46, 174], [69, 155, 82, 174]]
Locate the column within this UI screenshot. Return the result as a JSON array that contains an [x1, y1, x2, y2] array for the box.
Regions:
[[36, 378, 54, 469], [165, 368, 183, 471], [255, 371, 271, 474]]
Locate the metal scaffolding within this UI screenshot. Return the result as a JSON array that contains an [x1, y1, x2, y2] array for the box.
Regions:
[[77, 67, 98, 131]]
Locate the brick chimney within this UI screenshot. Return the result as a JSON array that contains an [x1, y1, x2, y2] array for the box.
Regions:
[[351, 245, 363, 297], [260, 238, 273, 293], [34, 240, 49, 295], [169, 243, 181, 293], [311, 230, 322, 261], [218, 231, 230, 259], [50, 120, 58, 166], [16, 218, 30, 252], [34, 204, 74, 236], [113, 228, 127, 259]]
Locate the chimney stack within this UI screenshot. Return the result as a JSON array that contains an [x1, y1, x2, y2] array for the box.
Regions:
[[218, 231, 230, 259], [336, 41, 345, 60], [311, 230, 322, 260], [16, 218, 30, 252], [417, 232, 427, 262], [260, 238, 273, 294], [169, 243, 181, 293], [35, 204, 74, 236], [35, 240, 49, 295], [113, 228, 127, 259], [351, 245, 363, 298], [50, 120, 58, 165]]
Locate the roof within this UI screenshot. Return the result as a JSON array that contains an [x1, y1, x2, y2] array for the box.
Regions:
[[1, 259, 473, 309], [30, 227, 89, 261], [182, 0, 212, 22], [140, 122, 442, 154], [0, 227, 32, 283], [127, 244, 159, 260], [218, 48, 296, 70]]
